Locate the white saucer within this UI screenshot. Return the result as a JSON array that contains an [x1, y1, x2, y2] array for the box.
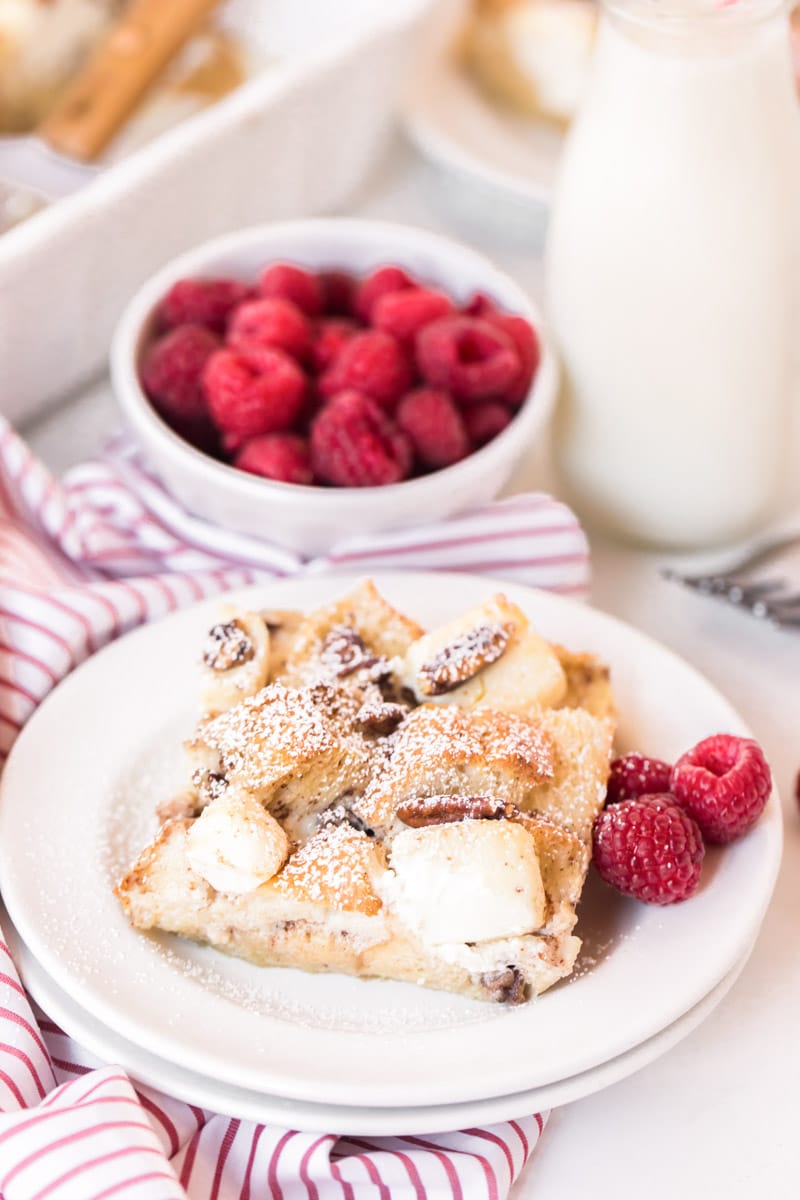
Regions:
[[6, 914, 753, 1136], [0, 571, 782, 1111]]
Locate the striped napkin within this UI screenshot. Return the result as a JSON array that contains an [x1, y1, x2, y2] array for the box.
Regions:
[[0, 415, 589, 1199]]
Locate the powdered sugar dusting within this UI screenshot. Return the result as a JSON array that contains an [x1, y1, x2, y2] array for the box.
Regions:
[[385, 704, 553, 780], [103, 719, 191, 879], [275, 823, 383, 915], [150, 937, 507, 1034], [193, 681, 376, 799]]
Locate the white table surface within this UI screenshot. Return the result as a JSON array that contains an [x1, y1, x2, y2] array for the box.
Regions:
[[18, 136, 800, 1200]]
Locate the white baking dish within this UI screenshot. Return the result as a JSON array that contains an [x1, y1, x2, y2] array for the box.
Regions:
[[0, 0, 436, 424]]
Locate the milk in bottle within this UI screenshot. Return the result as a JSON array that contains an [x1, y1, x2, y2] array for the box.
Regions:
[[546, 0, 800, 546]]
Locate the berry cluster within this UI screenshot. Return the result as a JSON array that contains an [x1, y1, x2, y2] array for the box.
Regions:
[[140, 263, 540, 487], [593, 734, 772, 906]]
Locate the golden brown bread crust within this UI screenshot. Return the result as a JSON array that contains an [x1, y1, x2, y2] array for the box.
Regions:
[[185, 682, 380, 840], [260, 609, 304, 680], [354, 702, 555, 836], [273, 823, 386, 917], [554, 644, 617, 727], [520, 707, 613, 842], [280, 579, 424, 688]]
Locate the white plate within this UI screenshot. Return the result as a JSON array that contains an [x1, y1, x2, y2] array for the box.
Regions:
[[0, 573, 782, 1110], [5, 912, 754, 1136], [404, 4, 563, 206]]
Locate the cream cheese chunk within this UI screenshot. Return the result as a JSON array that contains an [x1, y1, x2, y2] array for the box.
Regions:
[[186, 790, 289, 894], [389, 819, 546, 945]]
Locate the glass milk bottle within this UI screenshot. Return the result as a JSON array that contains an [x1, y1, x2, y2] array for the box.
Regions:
[[545, 0, 800, 547]]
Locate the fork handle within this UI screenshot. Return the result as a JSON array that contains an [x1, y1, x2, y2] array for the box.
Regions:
[[38, 0, 223, 162]]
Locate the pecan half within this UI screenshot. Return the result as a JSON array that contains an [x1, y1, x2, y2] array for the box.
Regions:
[[396, 795, 519, 828], [417, 622, 512, 696], [356, 700, 407, 735], [319, 625, 381, 678], [481, 966, 526, 1005], [203, 620, 254, 671]]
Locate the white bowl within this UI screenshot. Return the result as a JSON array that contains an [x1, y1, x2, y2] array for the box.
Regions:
[[111, 218, 558, 556]]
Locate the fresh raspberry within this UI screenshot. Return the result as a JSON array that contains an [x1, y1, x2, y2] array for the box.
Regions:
[[310, 390, 411, 487], [320, 270, 357, 316], [228, 297, 312, 363], [319, 330, 414, 410], [203, 347, 306, 452], [462, 296, 541, 407], [392, 424, 414, 478], [592, 795, 705, 905], [141, 324, 219, 425], [671, 735, 772, 844], [463, 401, 513, 447], [234, 434, 312, 484], [484, 312, 540, 408], [416, 315, 520, 404], [311, 318, 359, 372], [606, 753, 674, 806], [463, 292, 495, 318], [372, 288, 455, 344], [354, 266, 415, 322], [396, 387, 469, 469], [259, 263, 323, 317], [158, 277, 251, 334]]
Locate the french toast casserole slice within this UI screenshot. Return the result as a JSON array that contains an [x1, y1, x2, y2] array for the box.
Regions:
[[116, 581, 615, 1005]]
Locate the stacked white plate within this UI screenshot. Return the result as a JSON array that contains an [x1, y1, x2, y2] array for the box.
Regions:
[[0, 574, 782, 1135]]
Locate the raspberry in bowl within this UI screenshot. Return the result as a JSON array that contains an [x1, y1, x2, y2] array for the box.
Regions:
[[111, 220, 558, 555]]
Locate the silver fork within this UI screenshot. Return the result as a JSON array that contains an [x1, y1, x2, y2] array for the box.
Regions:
[[661, 528, 800, 629]]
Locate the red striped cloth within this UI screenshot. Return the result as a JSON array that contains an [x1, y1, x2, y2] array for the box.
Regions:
[[0, 415, 586, 1198]]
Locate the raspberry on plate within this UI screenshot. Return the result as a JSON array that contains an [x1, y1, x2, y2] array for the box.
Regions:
[[158, 278, 251, 334], [416, 315, 521, 404], [463, 401, 513, 447], [671, 734, 772, 844], [396, 387, 470, 469], [310, 389, 411, 487], [372, 288, 455, 344], [228, 297, 312, 363], [141, 324, 220, 426], [354, 266, 416, 322], [319, 329, 414, 410], [259, 263, 323, 317], [592, 795, 705, 905], [203, 347, 306, 452], [606, 753, 674, 805], [234, 434, 312, 484]]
